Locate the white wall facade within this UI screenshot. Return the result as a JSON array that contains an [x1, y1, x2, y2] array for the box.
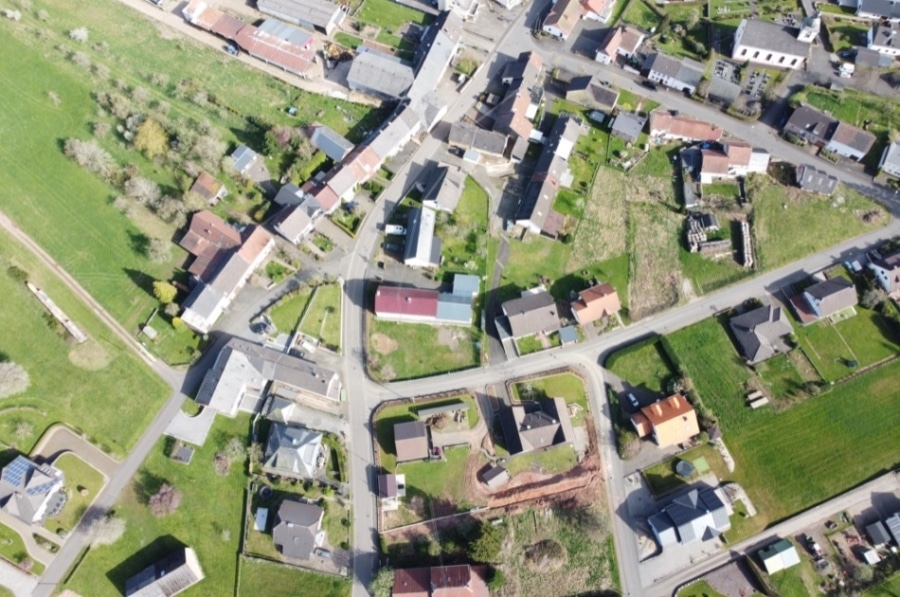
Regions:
[[825, 139, 866, 161]]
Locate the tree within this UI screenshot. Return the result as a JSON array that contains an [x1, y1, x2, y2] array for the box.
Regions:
[[224, 437, 246, 463], [133, 118, 169, 158], [861, 287, 887, 309], [468, 520, 505, 563], [147, 238, 171, 263], [0, 362, 30, 399], [191, 135, 227, 171], [181, 191, 207, 213], [369, 567, 393, 597], [153, 280, 177, 304], [685, 8, 700, 30], [148, 483, 182, 517], [164, 302, 180, 317], [6, 265, 28, 282], [64, 139, 115, 180], [487, 567, 505, 591], [84, 512, 126, 546], [68, 26, 89, 43], [617, 429, 641, 460]]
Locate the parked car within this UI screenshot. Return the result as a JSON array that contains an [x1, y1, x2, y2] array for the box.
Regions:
[[314, 548, 332, 559], [641, 80, 658, 91], [384, 243, 403, 252]]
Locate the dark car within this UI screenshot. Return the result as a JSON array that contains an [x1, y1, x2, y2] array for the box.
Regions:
[[641, 80, 658, 91]]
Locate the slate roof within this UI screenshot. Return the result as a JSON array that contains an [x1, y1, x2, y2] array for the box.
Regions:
[[310, 125, 354, 162], [421, 164, 467, 213], [643, 53, 704, 89], [649, 486, 731, 547], [502, 289, 560, 338], [273, 499, 323, 560], [784, 105, 837, 145], [566, 76, 620, 111], [882, 141, 900, 172], [407, 12, 462, 108], [378, 474, 399, 498], [885, 513, 900, 545], [272, 195, 323, 243], [448, 122, 508, 156], [232, 145, 259, 173], [610, 111, 647, 143], [735, 18, 811, 56], [257, 0, 343, 32], [347, 50, 415, 100], [855, 47, 894, 68], [264, 423, 323, 478], [804, 276, 857, 317], [125, 547, 205, 597], [510, 397, 575, 454], [795, 164, 838, 195], [868, 521, 891, 546], [729, 305, 793, 363]]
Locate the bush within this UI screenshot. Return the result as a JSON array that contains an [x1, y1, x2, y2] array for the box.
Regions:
[[487, 567, 505, 591], [6, 265, 28, 282], [148, 483, 182, 517], [468, 520, 505, 563]]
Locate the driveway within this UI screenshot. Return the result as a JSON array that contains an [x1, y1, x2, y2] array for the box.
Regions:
[[30, 425, 118, 479], [165, 406, 217, 446]]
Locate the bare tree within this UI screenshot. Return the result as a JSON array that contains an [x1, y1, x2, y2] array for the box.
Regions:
[[181, 191, 207, 212], [93, 121, 111, 138], [224, 437, 246, 463], [70, 51, 91, 69], [124, 176, 161, 206], [91, 62, 110, 81], [155, 196, 186, 225], [36, 9, 49, 21], [63, 139, 115, 179], [131, 86, 151, 105], [84, 512, 127, 547], [68, 27, 89, 43], [147, 238, 171, 263], [191, 135, 226, 171], [0, 362, 30, 399], [148, 483, 182, 517]]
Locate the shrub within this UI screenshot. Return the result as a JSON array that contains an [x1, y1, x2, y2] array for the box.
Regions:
[[6, 265, 28, 282], [148, 483, 182, 517]]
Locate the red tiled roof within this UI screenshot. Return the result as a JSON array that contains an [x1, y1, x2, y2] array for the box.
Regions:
[[374, 286, 439, 318], [649, 110, 723, 142], [572, 282, 620, 324], [600, 27, 623, 56], [190, 171, 224, 201], [236, 226, 273, 263], [179, 211, 241, 257], [701, 149, 730, 175], [544, 0, 582, 36], [235, 26, 315, 75], [581, 0, 609, 15], [725, 142, 753, 167], [393, 568, 430, 597]]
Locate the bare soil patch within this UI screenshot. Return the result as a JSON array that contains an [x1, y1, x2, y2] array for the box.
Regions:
[[371, 333, 398, 355], [628, 203, 683, 320], [213, 453, 230, 476], [68, 340, 112, 370]]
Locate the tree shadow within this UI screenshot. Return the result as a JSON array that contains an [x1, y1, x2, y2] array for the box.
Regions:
[[127, 231, 150, 257], [106, 534, 185, 593], [123, 268, 156, 300], [133, 469, 168, 506]]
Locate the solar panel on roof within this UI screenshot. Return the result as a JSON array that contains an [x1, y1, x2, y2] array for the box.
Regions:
[[3, 458, 33, 487]]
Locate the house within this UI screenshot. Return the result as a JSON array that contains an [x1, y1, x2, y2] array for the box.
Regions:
[[825, 121, 877, 161], [855, 46, 895, 68], [783, 104, 838, 146], [642, 53, 705, 94], [514, 114, 582, 237], [406, 12, 462, 115], [868, 521, 891, 548], [796, 164, 838, 196], [494, 52, 544, 143], [310, 125, 354, 162], [731, 17, 815, 69], [256, 0, 345, 36], [501, 288, 561, 339], [124, 547, 205, 597], [502, 397, 575, 454], [885, 513, 900, 545], [649, 109, 724, 142], [378, 473, 406, 510], [272, 499, 324, 560], [263, 423, 324, 479], [570, 282, 620, 324], [231, 144, 260, 175], [631, 394, 700, 448], [802, 276, 858, 319], [595, 25, 645, 64], [271, 195, 323, 244], [393, 565, 490, 597], [610, 111, 647, 144], [542, 0, 582, 40], [195, 338, 341, 417], [699, 142, 769, 184], [759, 539, 801, 574], [394, 421, 429, 462], [869, 248, 900, 294], [421, 164, 467, 213], [729, 305, 793, 364], [880, 140, 900, 177], [0, 456, 65, 525], [404, 207, 442, 268], [565, 75, 619, 112], [189, 171, 227, 205], [581, 0, 613, 21], [178, 210, 242, 282], [181, 226, 275, 334], [868, 22, 900, 55], [481, 465, 510, 488], [648, 486, 731, 547], [857, 0, 900, 22], [347, 50, 415, 100], [448, 122, 508, 159]]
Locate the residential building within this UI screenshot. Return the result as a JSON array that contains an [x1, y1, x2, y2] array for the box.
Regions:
[[178, 210, 242, 282], [796, 164, 838, 196], [802, 277, 858, 319], [0, 456, 65, 525], [501, 397, 575, 455], [271, 195, 323, 244], [500, 288, 561, 339], [347, 50, 415, 100], [514, 114, 583, 236], [125, 547, 205, 597], [869, 248, 900, 294], [394, 421, 429, 462], [759, 539, 801, 574], [855, 46, 895, 68], [699, 142, 769, 184], [404, 207, 441, 268], [493, 52, 544, 143], [393, 565, 490, 597], [421, 164, 467, 213], [236, 19, 317, 78], [231, 144, 260, 175], [256, 0, 345, 36], [368, 105, 422, 163], [868, 521, 891, 548], [784, 104, 838, 146], [642, 53, 704, 93], [448, 122, 508, 158], [648, 486, 731, 547], [880, 140, 900, 177], [570, 282, 620, 324], [631, 394, 700, 447], [195, 338, 341, 417], [407, 12, 462, 114], [731, 18, 815, 69], [825, 121, 876, 161], [542, 0, 582, 40], [595, 25, 645, 64], [374, 275, 479, 326], [189, 171, 227, 205], [378, 473, 406, 510], [263, 423, 324, 479], [581, 0, 613, 21], [868, 22, 900, 55], [857, 0, 900, 22], [649, 109, 724, 142], [565, 75, 619, 112], [610, 111, 647, 144], [888, 513, 900, 545], [272, 499, 324, 560], [310, 125, 354, 162], [729, 305, 793, 364]]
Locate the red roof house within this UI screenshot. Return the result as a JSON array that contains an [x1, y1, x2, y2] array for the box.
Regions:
[[374, 286, 439, 323]]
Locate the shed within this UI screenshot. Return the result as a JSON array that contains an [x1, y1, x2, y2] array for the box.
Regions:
[[558, 325, 578, 345], [254, 507, 269, 531], [759, 539, 801, 574], [868, 520, 891, 548], [481, 465, 510, 489]]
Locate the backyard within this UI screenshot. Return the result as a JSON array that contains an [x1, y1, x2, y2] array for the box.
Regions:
[[511, 372, 590, 425], [398, 446, 483, 518], [238, 557, 349, 596], [642, 444, 730, 497], [605, 338, 675, 395], [298, 283, 343, 352], [368, 319, 481, 381], [47, 454, 106, 535], [437, 177, 489, 281], [268, 287, 315, 334]]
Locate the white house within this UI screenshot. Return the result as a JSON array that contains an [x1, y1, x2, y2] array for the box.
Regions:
[[880, 141, 900, 177], [595, 25, 645, 64], [542, 0, 582, 40], [0, 456, 65, 525], [868, 22, 900, 55], [731, 18, 815, 69], [699, 142, 770, 184], [869, 247, 900, 295], [824, 121, 876, 161], [643, 53, 704, 93]]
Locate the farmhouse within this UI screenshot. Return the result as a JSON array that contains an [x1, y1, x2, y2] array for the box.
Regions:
[[869, 248, 900, 294], [310, 125, 354, 162], [795, 164, 838, 196], [421, 164, 467, 213], [179, 210, 242, 282], [570, 282, 620, 324], [648, 486, 731, 547], [394, 421, 429, 462], [631, 394, 700, 448], [729, 305, 793, 364], [565, 75, 620, 112], [610, 111, 647, 144], [595, 25, 645, 63], [124, 547, 205, 597], [263, 423, 324, 479], [189, 171, 227, 205], [649, 109, 723, 142], [256, 0, 345, 36], [759, 539, 801, 574], [501, 397, 575, 455], [825, 121, 877, 161], [542, 0, 582, 40], [881, 140, 900, 177], [500, 288, 561, 339], [642, 53, 704, 93], [0, 456, 65, 525], [272, 499, 324, 560], [347, 50, 416, 101], [731, 17, 815, 69], [393, 565, 490, 597]]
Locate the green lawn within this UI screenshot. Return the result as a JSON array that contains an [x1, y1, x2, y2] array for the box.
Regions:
[[0, 522, 44, 576], [677, 580, 728, 597], [866, 572, 900, 596], [622, 0, 662, 30], [755, 353, 806, 399], [298, 284, 342, 352], [643, 444, 730, 497], [47, 454, 106, 535], [506, 445, 578, 476], [238, 557, 349, 597], [768, 548, 819, 597], [0, 230, 169, 458], [511, 373, 589, 424], [398, 446, 482, 514], [437, 177, 489, 281], [357, 0, 433, 30], [368, 319, 480, 381], [515, 335, 545, 356], [680, 248, 754, 295], [500, 236, 572, 302], [334, 32, 363, 50], [64, 415, 251, 596], [606, 339, 676, 395], [268, 288, 314, 334]]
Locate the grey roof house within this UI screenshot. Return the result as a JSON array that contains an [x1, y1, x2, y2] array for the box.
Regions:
[[448, 122, 508, 158], [421, 164, 467, 213], [231, 144, 260, 175], [404, 206, 442, 268], [565, 75, 620, 112], [125, 547, 205, 597], [501, 288, 561, 339], [869, 248, 900, 294], [271, 196, 323, 244], [501, 397, 575, 455], [347, 50, 415, 100], [394, 421, 429, 462], [263, 423, 325, 479], [802, 277, 857, 320], [0, 455, 65, 525], [257, 0, 344, 35], [643, 53, 704, 93], [868, 520, 891, 548], [796, 164, 838, 196], [783, 105, 837, 146], [610, 111, 647, 143], [272, 499, 324, 560], [435, 274, 480, 325], [310, 125, 354, 163], [729, 305, 793, 364], [648, 486, 731, 548]]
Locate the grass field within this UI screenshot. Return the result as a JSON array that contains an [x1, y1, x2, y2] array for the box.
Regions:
[[677, 580, 728, 597], [643, 444, 730, 496], [438, 177, 489, 281], [867, 572, 900, 596], [298, 284, 342, 352], [754, 353, 805, 398], [357, 0, 433, 30], [0, 522, 44, 576], [47, 454, 105, 535], [64, 415, 251, 596], [628, 197, 685, 320], [606, 339, 676, 395], [516, 335, 545, 355], [622, 0, 662, 30], [768, 548, 819, 597], [368, 319, 480, 381], [506, 445, 578, 476], [0, 230, 169, 458], [511, 373, 589, 424], [398, 446, 481, 514], [238, 557, 350, 597], [569, 167, 628, 268], [269, 287, 315, 334], [500, 235, 572, 302]]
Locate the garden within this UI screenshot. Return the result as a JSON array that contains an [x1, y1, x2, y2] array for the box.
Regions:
[[367, 319, 481, 381], [436, 177, 490, 282]]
